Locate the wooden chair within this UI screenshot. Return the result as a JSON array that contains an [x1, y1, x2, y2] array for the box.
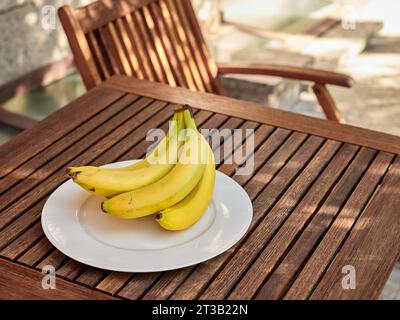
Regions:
[[58, 0, 354, 123]]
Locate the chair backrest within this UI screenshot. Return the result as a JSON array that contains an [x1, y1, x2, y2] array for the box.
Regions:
[[59, 0, 223, 94]]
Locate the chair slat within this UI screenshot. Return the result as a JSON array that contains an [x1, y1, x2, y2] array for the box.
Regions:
[[114, 18, 144, 79], [109, 22, 134, 76], [142, 6, 177, 86], [109, 21, 134, 77], [149, 2, 189, 88], [133, 10, 168, 83], [163, 0, 206, 91], [86, 31, 109, 80], [181, 0, 224, 94], [58, 5, 102, 89], [59, 0, 221, 92], [93, 29, 114, 78], [171, 0, 214, 92], [98, 25, 124, 75], [158, 0, 197, 90], [123, 14, 156, 81]]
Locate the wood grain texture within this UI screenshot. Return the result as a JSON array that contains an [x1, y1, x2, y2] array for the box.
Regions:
[[229, 143, 361, 299], [0, 81, 399, 300], [257, 148, 386, 299], [171, 135, 325, 300], [0, 258, 115, 299], [285, 152, 395, 299], [58, 5, 102, 89], [310, 155, 400, 299], [201, 140, 340, 299]]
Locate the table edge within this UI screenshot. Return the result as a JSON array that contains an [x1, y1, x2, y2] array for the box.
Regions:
[[102, 75, 400, 155]]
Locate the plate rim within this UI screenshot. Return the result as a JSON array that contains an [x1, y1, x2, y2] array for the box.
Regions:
[[41, 160, 253, 272]]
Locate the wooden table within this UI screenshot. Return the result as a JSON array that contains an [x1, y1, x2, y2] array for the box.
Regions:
[[1, 75, 399, 300]]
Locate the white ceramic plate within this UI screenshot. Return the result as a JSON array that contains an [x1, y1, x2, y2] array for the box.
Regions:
[[41, 161, 253, 272]]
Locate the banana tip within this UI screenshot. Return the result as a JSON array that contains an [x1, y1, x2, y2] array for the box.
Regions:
[[174, 104, 193, 115], [156, 212, 162, 220], [101, 201, 107, 213], [67, 168, 82, 180]]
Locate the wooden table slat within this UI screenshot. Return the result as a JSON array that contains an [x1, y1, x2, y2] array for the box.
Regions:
[[0, 76, 399, 300], [201, 140, 341, 299], [76, 267, 110, 287], [284, 151, 395, 299], [310, 154, 400, 299], [57, 259, 87, 280], [229, 143, 365, 299], [118, 273, 161, 300], [96, 272, 133, 295], [18, 237, 54, 266], [0, 258, 116, 300], [257, 147, 384, 299]]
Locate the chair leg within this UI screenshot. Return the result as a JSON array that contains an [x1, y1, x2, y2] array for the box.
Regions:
[[0, 108, 36, 130], [312, 83, 345, 123]]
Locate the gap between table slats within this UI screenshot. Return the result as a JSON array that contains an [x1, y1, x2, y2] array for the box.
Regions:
[[227, 144, 367, 299], [308, 153, 398, 299], [199, 139, 341, 300], [255, 148, 390, 299]]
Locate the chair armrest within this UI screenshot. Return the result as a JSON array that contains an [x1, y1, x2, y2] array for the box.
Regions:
[[217, 64, 355, 88]]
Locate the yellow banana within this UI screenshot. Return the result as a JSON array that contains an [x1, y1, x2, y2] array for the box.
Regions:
[[156, 134, 215, 231], [68, 111, 185, 197], [101, 108, 207, 219], [67, 105, 185, 177]]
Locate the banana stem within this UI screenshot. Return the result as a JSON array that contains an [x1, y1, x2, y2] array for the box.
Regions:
[[183, 108, 197, 131]]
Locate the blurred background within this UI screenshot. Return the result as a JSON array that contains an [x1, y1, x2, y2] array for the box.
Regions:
[[0, 0, 399, 298]]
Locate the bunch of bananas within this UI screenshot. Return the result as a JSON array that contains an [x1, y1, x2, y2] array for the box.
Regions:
[[67, 106, 216, 231]]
